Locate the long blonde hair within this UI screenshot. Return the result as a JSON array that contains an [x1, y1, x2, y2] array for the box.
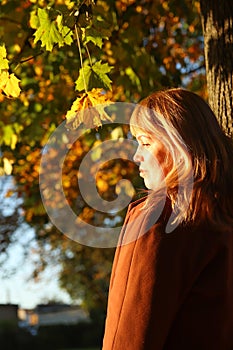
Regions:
[[130, 88, 233, 230]]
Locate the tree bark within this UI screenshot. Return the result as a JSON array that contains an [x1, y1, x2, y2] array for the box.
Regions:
[[200, 0, 233, 136]]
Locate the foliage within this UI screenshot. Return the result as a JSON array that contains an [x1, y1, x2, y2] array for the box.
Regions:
[[66, 88, 113, 129], [31, 7, 73, 51], [0, 0, 205, 317], [0, 44, 21, 97]]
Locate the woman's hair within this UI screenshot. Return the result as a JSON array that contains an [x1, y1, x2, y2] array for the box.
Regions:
[[130, 88, 233, 230]]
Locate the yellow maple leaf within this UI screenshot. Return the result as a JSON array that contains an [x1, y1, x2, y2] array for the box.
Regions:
[[66, 88, 113, 130], [0, 71, 21, 98], [0, 71, 9, 89]]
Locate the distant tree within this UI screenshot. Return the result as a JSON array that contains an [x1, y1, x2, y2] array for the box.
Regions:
[[0, 177, 21, 256]]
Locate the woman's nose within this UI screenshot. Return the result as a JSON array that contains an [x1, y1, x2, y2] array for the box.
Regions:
[[133, 145, 143, 163]]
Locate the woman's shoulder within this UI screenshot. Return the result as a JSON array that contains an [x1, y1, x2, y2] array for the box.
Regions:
[[128, 195, 148, 211]]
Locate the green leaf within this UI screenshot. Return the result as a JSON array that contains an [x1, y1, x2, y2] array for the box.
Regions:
[[29, 9, 40, 29], [75, 65, 92, 92], [75, 61, 112, 92], [84, 27, 107, 49], [91, 61, 112, 90], [57, 15, 73, 46], [0, 44, 9, 70], [83, 12, 112, 49], [33, 9, 63, 51]]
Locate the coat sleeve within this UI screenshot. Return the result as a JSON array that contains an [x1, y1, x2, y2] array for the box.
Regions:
[[102, 202, 219, 350]]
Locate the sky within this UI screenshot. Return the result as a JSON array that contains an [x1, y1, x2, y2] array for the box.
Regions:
[[0, 176, 72, 309], [0, 227, 72, 309]]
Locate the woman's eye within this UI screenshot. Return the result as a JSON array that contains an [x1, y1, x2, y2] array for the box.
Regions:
[[142, 143, 150, 147]]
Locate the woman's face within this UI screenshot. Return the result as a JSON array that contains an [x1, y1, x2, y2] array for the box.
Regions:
[[133, 132, 172, 190]]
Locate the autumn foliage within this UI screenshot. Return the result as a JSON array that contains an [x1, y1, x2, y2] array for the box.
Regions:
[[0, 0, 205, 317]]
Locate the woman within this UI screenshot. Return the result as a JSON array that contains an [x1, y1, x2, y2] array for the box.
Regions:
[[102, 88, 233, 350]]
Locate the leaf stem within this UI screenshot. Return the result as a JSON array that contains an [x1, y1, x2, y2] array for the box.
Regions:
[[85, 44, 92, 67], [75, 23, 87, 93]]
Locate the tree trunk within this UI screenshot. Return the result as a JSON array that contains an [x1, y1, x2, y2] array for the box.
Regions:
[[200, 0, 233, 136]]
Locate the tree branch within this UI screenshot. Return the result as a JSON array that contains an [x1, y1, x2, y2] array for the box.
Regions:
[[0, 16, 22, 26], [183, 63, 205, 75]]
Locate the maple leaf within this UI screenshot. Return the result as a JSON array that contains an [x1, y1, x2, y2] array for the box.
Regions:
[[0, 44, 9, 70], [83, 15, 112, 49], [75, 66, 92, 92], [66, 88, 113, 130], [84, 27, 107, 48], [0, 71, 21, 98], [0, 44, 21, 98], [29, 9, 39, 29], [57, 15, 73, 46], [75, 61, 112, 92], [91, 61, 112, 89], [33, 8, 73, 51]]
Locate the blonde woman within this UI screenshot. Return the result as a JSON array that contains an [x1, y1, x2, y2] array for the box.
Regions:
[[102, 89, 233, 350]]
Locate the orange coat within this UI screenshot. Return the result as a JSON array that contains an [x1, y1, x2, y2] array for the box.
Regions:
[[102, 197, 233, 350]]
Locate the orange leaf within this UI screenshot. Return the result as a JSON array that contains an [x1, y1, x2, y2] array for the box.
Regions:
[[66, 88, 113, 130]]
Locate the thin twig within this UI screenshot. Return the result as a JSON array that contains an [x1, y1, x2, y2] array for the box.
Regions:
[[0, 16, 22, 26], [15, 50, 45, 65], [183, 63, 205, 76]]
